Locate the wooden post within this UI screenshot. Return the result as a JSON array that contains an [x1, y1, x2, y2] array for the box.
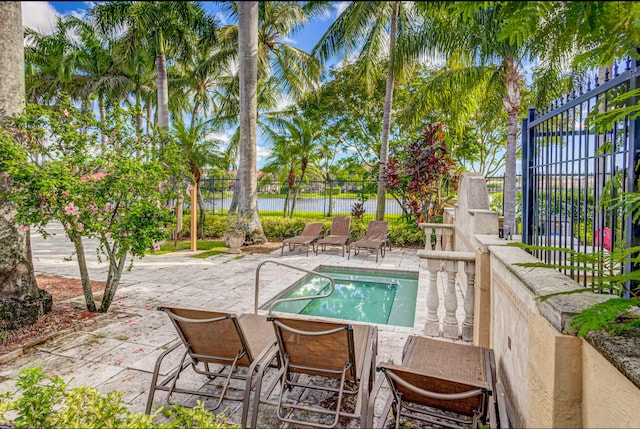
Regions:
[[190, 183, 197, 252]]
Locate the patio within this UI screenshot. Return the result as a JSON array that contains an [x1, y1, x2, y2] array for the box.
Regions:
[[0, 221, 470, 428]]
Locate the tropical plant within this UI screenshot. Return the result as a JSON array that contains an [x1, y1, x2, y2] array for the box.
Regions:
[[381, 124, 460, 224], [0, 367, 236, 429], [171, 116, 226, 238], [0, 101, 185, 313], [314, 1, 422, 221], [89, 1, 218, 137]]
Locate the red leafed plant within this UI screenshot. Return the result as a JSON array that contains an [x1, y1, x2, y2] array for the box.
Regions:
[[381, 123, 460, 224]]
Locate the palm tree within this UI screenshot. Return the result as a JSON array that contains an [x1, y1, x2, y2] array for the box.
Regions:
[[261, 133, 298, 218], [404, 2, 538, 234], [0, 1, 47, 330], [172, 116, 226, 238], [237, 1, 265, 243], [24, 16, 78, 104], [313, 1, 419, 221], [89, 1, 217, 137]]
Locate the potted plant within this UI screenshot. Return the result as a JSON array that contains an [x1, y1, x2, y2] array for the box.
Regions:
[[224, 216, 248, 254]]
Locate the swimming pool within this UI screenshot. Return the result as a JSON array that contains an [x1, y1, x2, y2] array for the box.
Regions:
[[268, 266, 419, 327]]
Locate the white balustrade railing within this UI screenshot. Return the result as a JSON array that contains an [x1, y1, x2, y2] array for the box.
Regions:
[[419, 223, 455, 251], [418, 244, 476, 342]]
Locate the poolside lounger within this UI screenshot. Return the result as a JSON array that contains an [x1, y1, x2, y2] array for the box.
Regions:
[[145, 307, 279, 428], [367, 335, 504, 429], [255, 316, 378, 429], [348, 220, 389, 262], [317, 216, 351, 256], [281, 221, 324, 257]]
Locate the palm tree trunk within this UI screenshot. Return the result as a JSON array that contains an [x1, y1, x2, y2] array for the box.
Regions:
[[502, 59, 521, 235], [375, 1, 399, 221], [99, 92, 107, 148], [0, 2, 45, 328], [156, 53, 169, 138], [237, 1, 266, 243]]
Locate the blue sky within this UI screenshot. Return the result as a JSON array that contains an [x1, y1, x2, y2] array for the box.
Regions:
[[21, 1, 349, 168]]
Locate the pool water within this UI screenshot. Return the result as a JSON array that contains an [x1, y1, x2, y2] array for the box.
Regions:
[[270, 267, 418, 327]]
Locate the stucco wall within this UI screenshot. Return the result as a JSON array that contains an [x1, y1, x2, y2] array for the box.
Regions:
[[581, 340, 640, 428]]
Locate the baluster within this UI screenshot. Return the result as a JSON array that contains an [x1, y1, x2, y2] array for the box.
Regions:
[[462, 261, 476, 342], [444, 228, 453, 251], [572, 89, 576, 99], [442, 260, 459, 339], [626, 56, 632, 71], [424, 228, 433, 251], [594, 72, 599, 87], [435, 228, 443, 250], [605, 67, 610, 81], [424, 259, 441, 337], [614, 62, 619, 77]]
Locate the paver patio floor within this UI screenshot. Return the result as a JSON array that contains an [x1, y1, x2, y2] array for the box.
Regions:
[[0, 223, 468, 427]]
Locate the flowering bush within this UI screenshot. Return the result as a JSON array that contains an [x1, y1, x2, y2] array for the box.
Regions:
[[0, 100, 187, 312], [381, 124, 460, 224]]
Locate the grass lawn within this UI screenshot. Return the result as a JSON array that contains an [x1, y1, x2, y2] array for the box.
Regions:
[[148, 240, 227, 257]]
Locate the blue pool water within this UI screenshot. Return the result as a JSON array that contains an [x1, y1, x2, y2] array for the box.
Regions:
[[270, 267, 419, 327]]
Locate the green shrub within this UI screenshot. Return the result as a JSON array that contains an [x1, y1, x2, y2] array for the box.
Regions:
[[0, 367, 237, 429], [179, 214, 425, 247]]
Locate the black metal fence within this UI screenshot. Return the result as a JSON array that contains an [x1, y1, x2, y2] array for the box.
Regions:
[[522, 57, 640, 293], [199, 177, 509, 219]]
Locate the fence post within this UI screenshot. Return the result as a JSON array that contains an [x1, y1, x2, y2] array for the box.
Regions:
[[522, 108, 536, 244], [625, 54, 640, 296]]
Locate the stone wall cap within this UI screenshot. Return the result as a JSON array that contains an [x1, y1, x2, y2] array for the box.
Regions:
[[586, 330, 640, 390], [417, 249, 475, 262], [489, 245, 613, 332]]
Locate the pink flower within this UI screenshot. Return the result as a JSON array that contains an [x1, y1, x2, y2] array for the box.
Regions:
[[168, 205, 175, 213], [187, 184, 193, 193], [156, 183, 164, 191], [153, 243, 160, 252], [81, 172, 108, 182], [62, 190, 69, 198], [18, 224, 29, 232], [77, 223, 84, 232], [63, 109, 70, 117], [64, 202, 79, 216]]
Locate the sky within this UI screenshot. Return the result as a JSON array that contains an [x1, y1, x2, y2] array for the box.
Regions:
[[20, 1, 350, 169]]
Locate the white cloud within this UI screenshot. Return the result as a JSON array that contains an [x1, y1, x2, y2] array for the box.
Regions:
[[256, 145, 271, 167], [22, 2, 59, 35], [334, 2, 349, 18]]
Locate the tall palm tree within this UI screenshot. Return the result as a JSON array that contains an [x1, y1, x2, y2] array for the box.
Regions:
[[261, 133, 298, 218], [89, 1, 217, 137], [313, 1, 419, 221], [406, 2, 538, 234], [237, 1, 265, 243], [24, 16, 78, 104], [0, 1, 47, 330], [172, 116, 225, 238]]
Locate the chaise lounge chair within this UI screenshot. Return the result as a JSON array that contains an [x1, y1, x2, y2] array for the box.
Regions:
[[317, 216, 351, 256], [368, 335, 506, 428], [281, 221, 324, 257], [255, 315, 378, 428], [145, 307, 279, 428], [348, 220, 389, 262]]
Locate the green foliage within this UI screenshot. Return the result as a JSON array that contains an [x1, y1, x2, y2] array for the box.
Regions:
[[0, 100, 186, 312], [0, 368, 236, 429], [512, 242, 640, 336], [381, 124, 460, 224]]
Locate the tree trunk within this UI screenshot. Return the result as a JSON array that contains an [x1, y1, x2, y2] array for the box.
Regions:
[[237, 1, 266, 243], [502, 58, 521, 235], [156, 53, 169, 138], [0, 2, 50, 331], [70, 232, 97, 312], [99, 92, 107, 148], [375, 1, 399, 221], [99, 252, 126, 313], [197, 183, 205, 239]]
